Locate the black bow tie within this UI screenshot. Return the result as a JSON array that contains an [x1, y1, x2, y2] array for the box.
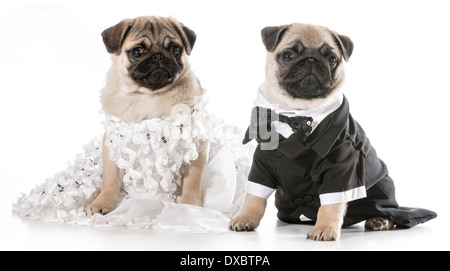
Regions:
[[249, 106, 313, 142]]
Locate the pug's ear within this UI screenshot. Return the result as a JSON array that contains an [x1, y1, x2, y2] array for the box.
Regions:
[[331, 32, 353, 62], [261, 25, 291, 52], [171, 21, 196, 55], [102, 19, 134, 55]]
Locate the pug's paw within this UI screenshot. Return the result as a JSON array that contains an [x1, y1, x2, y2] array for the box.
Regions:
[[365, 217, 394, 231], [229, 214, 261, 232], [307, 225, 340, 241], [85, 194, 115, 215]]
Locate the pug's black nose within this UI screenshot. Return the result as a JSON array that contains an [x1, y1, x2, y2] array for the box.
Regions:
[[306, 58, 317, 63], [151, 53, 165, 62]]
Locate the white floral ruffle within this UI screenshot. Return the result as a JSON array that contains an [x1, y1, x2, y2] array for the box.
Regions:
[[104, 95, 210, 198], [13, 94, 253, 232]]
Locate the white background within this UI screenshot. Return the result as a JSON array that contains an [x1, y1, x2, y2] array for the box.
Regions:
[[1, 0, 449, 250]]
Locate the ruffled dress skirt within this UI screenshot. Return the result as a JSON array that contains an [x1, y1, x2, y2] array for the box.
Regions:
[[13, 94, 254, 232]]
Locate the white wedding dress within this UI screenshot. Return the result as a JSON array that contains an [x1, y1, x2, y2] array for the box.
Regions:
[[13, 93, 253, 232]]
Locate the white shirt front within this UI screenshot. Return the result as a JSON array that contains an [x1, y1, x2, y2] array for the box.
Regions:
[[253, 86, 343, 138]]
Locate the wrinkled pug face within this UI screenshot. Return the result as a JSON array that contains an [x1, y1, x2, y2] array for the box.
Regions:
[[262, 23, 353, 100], [102, 16, 196, 92]]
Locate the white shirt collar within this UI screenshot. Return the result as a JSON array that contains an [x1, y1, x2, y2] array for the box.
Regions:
[[253, 85, 343, 138]]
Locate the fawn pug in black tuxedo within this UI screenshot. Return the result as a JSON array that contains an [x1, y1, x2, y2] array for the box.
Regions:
[[229, 23, 436, 241], [85, 16, 209, 214]]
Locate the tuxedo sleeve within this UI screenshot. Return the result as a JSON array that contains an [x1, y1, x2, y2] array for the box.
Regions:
[[312, 140, 367, 205], [245, 147, 277, 199]]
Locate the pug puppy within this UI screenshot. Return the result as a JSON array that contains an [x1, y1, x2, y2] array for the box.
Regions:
[[85, 16, 208, 214], [229, 23, 436, 240]]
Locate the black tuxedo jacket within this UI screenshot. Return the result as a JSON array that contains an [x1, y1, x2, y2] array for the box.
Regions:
[[243, 96, 436, 227]]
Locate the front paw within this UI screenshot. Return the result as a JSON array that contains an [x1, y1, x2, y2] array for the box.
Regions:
[[85, 195, 115, 215], [229, 214, 260, 232], [307, 226, 340, 241]]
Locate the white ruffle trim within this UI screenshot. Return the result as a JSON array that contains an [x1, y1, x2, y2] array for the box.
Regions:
[[13, 94, 254, 232]]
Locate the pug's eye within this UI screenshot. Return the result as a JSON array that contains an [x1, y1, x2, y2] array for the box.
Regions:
[[172, 45, 182, 57], [282, 51, 294, 62], [328, 56, 338, 68], [129, 46, 146, 61]]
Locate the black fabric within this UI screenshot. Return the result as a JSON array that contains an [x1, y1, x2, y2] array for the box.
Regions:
[[244, 96, 437, 227], [243, 106, 313, 143]]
